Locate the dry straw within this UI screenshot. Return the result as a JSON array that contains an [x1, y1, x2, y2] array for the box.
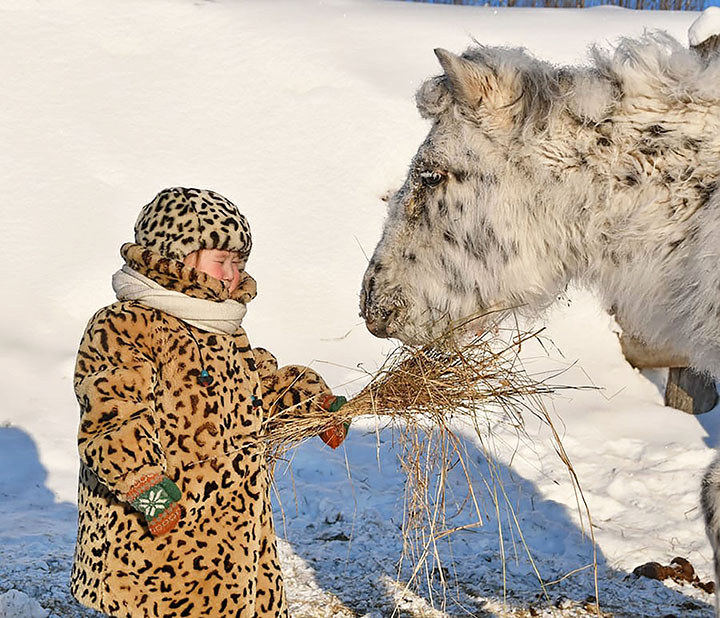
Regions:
[[263, 321, 599, 614], [264, 326, 553, 456]]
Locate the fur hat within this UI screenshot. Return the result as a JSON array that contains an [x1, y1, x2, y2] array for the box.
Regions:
[[134, 187, 252, 262]]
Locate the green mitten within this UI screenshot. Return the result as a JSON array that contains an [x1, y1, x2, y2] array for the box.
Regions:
[[328, 395, 347, 412], [127, 473, 182, 536]]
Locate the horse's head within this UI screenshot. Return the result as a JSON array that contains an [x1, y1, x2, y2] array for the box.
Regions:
[[361, 46, 603, 343]]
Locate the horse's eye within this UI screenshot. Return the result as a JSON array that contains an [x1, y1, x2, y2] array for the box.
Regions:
[[420, 170, 446, 188]]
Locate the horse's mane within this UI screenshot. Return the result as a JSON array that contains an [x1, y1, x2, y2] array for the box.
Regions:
[[416, 32, 720, 134], [592, 31, 720, 105]]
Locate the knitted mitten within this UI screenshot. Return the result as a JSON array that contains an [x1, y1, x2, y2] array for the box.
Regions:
[[127, 473, 182, 536], [317, 395, 350, 449]]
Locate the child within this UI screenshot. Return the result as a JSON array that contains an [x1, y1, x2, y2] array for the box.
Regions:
[[71, 187, 348, 618]]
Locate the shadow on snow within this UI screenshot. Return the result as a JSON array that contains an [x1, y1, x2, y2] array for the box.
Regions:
[[0, 426, 103, 617], [274, 424, 715, 617]]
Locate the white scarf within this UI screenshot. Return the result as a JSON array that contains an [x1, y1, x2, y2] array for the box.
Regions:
[[112, 265, 246, 335]]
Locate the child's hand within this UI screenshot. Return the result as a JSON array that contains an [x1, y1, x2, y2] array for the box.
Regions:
[[318, 395, 350, 449], [127, 473, 182, 536]]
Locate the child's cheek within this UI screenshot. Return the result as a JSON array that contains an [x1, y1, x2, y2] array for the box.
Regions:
[[207, 264, 224, 281]]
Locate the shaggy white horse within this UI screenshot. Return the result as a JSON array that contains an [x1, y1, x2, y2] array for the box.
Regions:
[[359, 33, 720, 613]]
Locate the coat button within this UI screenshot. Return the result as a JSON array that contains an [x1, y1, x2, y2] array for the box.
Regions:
[[197, 369, 213, 386]]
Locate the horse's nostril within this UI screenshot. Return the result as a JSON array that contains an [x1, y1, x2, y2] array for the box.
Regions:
[[360, 267, 400, 339], [366, 276, 376, 303], [360, 275, 376, 317]]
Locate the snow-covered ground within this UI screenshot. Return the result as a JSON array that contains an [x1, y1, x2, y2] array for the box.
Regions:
[[1, 1, 718, 616]]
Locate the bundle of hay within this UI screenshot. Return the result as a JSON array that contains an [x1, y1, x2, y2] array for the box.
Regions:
[[263, 325, 596, 607], [264, 327, 554, 458]]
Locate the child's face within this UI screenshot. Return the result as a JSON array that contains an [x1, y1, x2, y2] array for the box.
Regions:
[[183, 249, 245, 293]]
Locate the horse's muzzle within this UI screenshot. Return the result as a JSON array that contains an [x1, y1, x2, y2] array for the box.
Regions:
[[360, 273, 398, 339]]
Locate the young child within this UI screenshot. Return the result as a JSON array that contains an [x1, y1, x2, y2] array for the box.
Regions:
[[71, 187, 348, 618]]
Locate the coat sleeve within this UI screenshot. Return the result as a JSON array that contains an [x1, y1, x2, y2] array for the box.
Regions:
[[74, 306, 166, 499], [251, 347, 332, 420]]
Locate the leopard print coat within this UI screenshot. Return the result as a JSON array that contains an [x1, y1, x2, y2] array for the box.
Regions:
[[71, 242, 331, 618]]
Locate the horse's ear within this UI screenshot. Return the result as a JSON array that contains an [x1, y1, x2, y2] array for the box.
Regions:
[[434, 48, 495, 108]]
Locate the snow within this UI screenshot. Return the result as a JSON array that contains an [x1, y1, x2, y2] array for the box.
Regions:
[[0, 1, 717, 616], [0, 591, 48, 618]]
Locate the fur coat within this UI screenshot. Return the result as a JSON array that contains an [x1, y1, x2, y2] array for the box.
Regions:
[[71, 242, 331, 618]]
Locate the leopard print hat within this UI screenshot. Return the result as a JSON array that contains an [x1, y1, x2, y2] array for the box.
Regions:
[[134, 187, 252, 262]]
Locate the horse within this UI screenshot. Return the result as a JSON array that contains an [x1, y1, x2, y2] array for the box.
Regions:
[[359, 32, 720, 613]]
